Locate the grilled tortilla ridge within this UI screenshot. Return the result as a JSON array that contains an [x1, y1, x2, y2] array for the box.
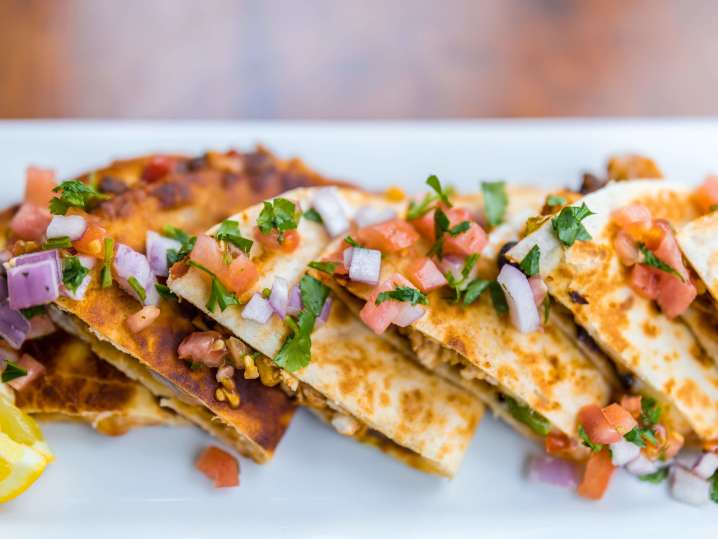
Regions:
[[509, 180, 718, 440]]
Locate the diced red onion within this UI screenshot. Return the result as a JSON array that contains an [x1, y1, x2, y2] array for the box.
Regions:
[[609, 439, 641, 466], [7, 260, 60, 310], [438, 255, 478, 283], [10, 250, 61, 286], [316, 295, 334, 327], [675, 448, 702, 469], [146, 230, 182, 277], [343, 247, 354, 269], [241, 293, 274, 324], [0, 301, 30, 349], [528, 275, 548, 306], [113, 243, 159, 306], [311, 187, 350, 237], [62, 255, 95, 301], [693, 452, 718, 480], [354, 205, 397, 228], [8, 354, 45, 391], [26, 314, 56, 340], [497, 264, 540, 333], [287, 284, 302, 316], [46, 214, 87, 241], [348, 247, 381, 285], [527, 455, 578, 489], [626, 454, 661, 476], [269, 277, 289, 319], [670, 466, 710, 506], [392, 303, 425, 327]]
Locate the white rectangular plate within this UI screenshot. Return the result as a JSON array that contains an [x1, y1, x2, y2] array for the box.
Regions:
[[1, 120, 716, 538]]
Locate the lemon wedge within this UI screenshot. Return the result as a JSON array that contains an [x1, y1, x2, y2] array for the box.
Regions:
[[0, 393, 53, 503]]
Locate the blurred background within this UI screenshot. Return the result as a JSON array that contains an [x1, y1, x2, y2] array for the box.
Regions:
[[2, 0, 717, 119]]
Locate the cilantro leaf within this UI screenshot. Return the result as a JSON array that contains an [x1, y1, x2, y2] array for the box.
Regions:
[[187, 260, 240, 312], [637, 244, 684, 282], [640, 396, 662, 426], [1, 360, 27, 383], [462, 279, 491, 306], [546, 194, 566, 207], [42, 236, 73, 250], [155, 283, 177, 300], [624, 425, 658, 448], [303, 208, 323, 223], [308, 261, 336, 274], [542, 295, 551, 323], [344, 236, 361, 247], [406, 175, 453, 220], [101, 237, 114, 288], [448, 221, 470, 237], [488, 281, 508, 315], [127, 276, 147, 302], [62, 255, 89, 293], [299, 274, 330, 317], [639, 467, 669, 484], [49, 180, 110, 215], [551, 203, 594, 246], [257, 198, 299, 242], [578, 424, 604, 452], [163, 225, 197, 266], [445, 253, 480, 303], [427, 175, 452, 207], [519, 244, 541, 277], [214, 220, 253, 255], [481, 181, 508, 227], [20, 306, 45, 319], [376, 286, 428, 306], [428, 208, 451, 258], [710, 471, 718, 504], [273, 310, 315, 372], [504, 395, 551, 437]]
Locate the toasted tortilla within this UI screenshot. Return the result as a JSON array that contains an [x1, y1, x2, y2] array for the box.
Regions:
[[50, 148, 340, 462], [508, 180, 718, 441], [169, 188, 482, 477], [318, 187, 611, 443]]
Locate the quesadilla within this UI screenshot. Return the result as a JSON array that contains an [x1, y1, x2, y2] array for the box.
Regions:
[[168, 187, 483, 477], [303, 180, 611, 456], [5, 148, 339, 462], [0, 199, 175, 434], [507, 180, 718, 444]]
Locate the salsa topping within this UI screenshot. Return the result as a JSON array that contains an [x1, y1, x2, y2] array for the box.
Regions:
[[49, 180, 109, 215]]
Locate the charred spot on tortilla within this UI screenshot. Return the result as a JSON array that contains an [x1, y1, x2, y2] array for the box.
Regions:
[[569, 291, 589, 305], [98, 176, 130, 195]]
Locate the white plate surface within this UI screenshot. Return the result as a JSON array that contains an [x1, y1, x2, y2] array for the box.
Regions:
[[1, 119, 716, 538]]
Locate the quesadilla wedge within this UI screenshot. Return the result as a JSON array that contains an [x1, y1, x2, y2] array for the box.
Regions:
[[306, 181, 611, 456], [168, 187, 482, 477], [507, 180, 718, 445], [5, 148, 339, 462]]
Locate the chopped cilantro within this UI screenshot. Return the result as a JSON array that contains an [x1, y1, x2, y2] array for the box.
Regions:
[[640, 396, 662, 426], [519, 245, 541, 277], [303, 208, 323, 223], [155, 283, 177, 300], [427, 175, 452, 207], [710, 471, 718, 504], [542, 295, 551, 323], [639, 467, 669, 484], [445, 253, 480, 303], [428, 208, 450, 258], [308, 261, 337, 274], [344, 236, 360, 248], [299, 274, 330, 317], [163, 225, 197, 266], [256, 197, 299, 243], [462, 278, 491, 306], [481, 181, 508, 227], [376, 286, 428, 306], [1, 360, 27, 383], [488, 281, 508, 315], [504, 395, 551, 437], [187, 260, 240, 312], [101, 237, 114, 288], [127, 276, 147, 302], [42, 236, 72, 250], [49, 180, 110, 215], [20, 306, 45, 319], [578, 424, 603, 452], [624, 425, 658, 448], [62, 256, 89, 293], [637, 244, 684, 282], [551, 203, 594, 246], [214, 220, 253, 255], [406, 175, 452, 220], [449, 221, 471, 236], [261, 287, 272, 298], [546, 194, 566, 207]]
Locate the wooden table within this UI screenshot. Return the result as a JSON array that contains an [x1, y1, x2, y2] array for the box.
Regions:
[[1, 0, 717, 118]]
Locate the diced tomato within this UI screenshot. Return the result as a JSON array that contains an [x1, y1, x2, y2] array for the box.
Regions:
[[652, 220, 689, 280], [357, 219, 419, 253], [26, 314, 57, 340], [578, 404, 621, 444], [610, 204, 652, 240], [73, 223, 110, 258], [630, 264, 662, 300], [141, 155, 174, 182], [190, 235, 259, 296], [359, 274, 413, 335], [253, 227, 300, 253], [410, 208, 437, 240], [24, 166, 57, 208], [528, 276, 548, 306], [178, 330, 227, 368], [620, 395, 642, 417], [8, 354, 46, 391], [545, 432, 574, 458], [126, 305, 161, 333], [600, 403, 637, 435], [9, 203, 51, 242], [614, 230, 639, 266], [693, 175, 718, 214], [444, 222, 488, 257], [195, 446, 239, 488], [577, 448, 615, 500], [407, 257, 447, 292], [656, 274, 696, 319]]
